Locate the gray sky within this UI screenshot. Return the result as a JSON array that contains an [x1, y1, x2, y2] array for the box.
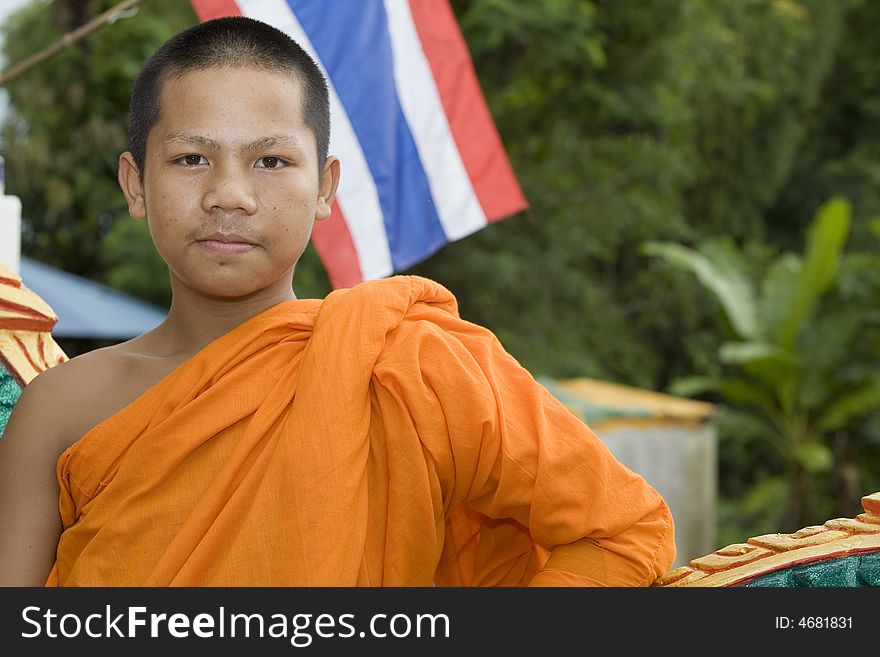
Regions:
[[0, 0, 40, 62], [0, 0, 33, 26]]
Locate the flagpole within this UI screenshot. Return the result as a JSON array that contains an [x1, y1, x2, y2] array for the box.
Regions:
[[0, 0, 146, 87]]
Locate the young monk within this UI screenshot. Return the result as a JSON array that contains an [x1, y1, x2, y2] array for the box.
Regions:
[[0, 16, 675, 586]]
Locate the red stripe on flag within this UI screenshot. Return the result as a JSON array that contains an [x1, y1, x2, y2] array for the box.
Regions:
[[189, 0, 242, 21], [310, 202, 363, 289], [408, 0, 527, 223]]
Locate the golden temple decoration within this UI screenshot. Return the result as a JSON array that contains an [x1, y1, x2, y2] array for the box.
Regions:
[[655, 492, 880, 587], [0, 261, 67, 386]]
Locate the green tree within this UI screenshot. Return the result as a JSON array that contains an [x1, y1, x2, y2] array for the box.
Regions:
[[411, 0, 856, 392], [768, 0, 880, 253], [1, 0, 196, 288], [101, 215, 171, 307], [642, 198, 880, 530]]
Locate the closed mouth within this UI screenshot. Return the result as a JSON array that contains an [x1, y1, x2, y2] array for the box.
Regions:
[[197, 232, 257, 246]]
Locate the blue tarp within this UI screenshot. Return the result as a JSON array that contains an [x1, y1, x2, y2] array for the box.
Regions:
[[19, 257, 167, 339]]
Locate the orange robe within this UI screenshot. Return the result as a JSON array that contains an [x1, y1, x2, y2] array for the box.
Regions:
[[47, 276, 675, 586]]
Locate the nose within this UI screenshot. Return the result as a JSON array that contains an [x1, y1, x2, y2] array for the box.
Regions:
[[200, 164, 258, 215]]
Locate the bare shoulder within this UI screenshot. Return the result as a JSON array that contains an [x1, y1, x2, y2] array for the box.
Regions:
[[0, 352, 105, 487], [32, 341, 130, 388], [15, 342, 138, 451]]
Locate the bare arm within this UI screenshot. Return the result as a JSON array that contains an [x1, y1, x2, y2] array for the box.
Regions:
[[0, 368, 67, 586]]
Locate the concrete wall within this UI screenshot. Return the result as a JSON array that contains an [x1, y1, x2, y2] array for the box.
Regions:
[[592, 422, 717, 568], [0, 193, 21, 275]]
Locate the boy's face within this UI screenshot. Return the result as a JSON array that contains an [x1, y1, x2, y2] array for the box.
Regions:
[[118, 65, 338, 299]]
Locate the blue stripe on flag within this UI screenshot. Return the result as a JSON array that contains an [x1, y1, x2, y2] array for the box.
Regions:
[[288, 0, 449, 271]]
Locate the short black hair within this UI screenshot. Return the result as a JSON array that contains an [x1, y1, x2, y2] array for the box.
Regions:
[[127, 16, 330, 180]]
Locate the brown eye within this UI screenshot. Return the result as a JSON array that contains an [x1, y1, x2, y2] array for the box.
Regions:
[[184, 155, 204, 166], [260, 157, 280, 168]]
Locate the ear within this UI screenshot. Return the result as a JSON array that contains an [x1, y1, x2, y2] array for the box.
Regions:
[[315, 156, 340, 222], [118, 151, 146, 220]]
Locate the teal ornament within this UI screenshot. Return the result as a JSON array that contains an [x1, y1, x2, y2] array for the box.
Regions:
[[0, 360, 23, 439]]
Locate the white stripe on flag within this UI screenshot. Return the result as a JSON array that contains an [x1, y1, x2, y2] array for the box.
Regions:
[[383, 0, 488, 241], [238, 0, 394, 280]]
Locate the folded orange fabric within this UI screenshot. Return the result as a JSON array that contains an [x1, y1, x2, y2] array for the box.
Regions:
[[47, 276, 674, 586]]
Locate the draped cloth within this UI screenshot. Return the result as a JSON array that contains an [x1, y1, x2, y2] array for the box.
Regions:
[[47, 276, 675, 586]]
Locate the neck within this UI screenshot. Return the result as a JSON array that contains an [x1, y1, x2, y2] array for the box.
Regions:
[[148, 277, 298, 358]]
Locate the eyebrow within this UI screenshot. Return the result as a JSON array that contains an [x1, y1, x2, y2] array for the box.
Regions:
[[162, 132, 304, 154]]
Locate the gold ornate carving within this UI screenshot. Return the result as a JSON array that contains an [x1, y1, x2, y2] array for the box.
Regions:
[[654, 492, 880, 587], [0, 261, 67, 385], [689, 544, 774, 571], [748, 528, 849, 552]]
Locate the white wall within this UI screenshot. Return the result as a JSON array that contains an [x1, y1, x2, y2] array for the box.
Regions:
[[0, 190, 21, 275]]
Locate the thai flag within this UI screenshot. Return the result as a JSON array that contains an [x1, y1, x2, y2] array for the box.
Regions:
[[189, 0, 527, 288]]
